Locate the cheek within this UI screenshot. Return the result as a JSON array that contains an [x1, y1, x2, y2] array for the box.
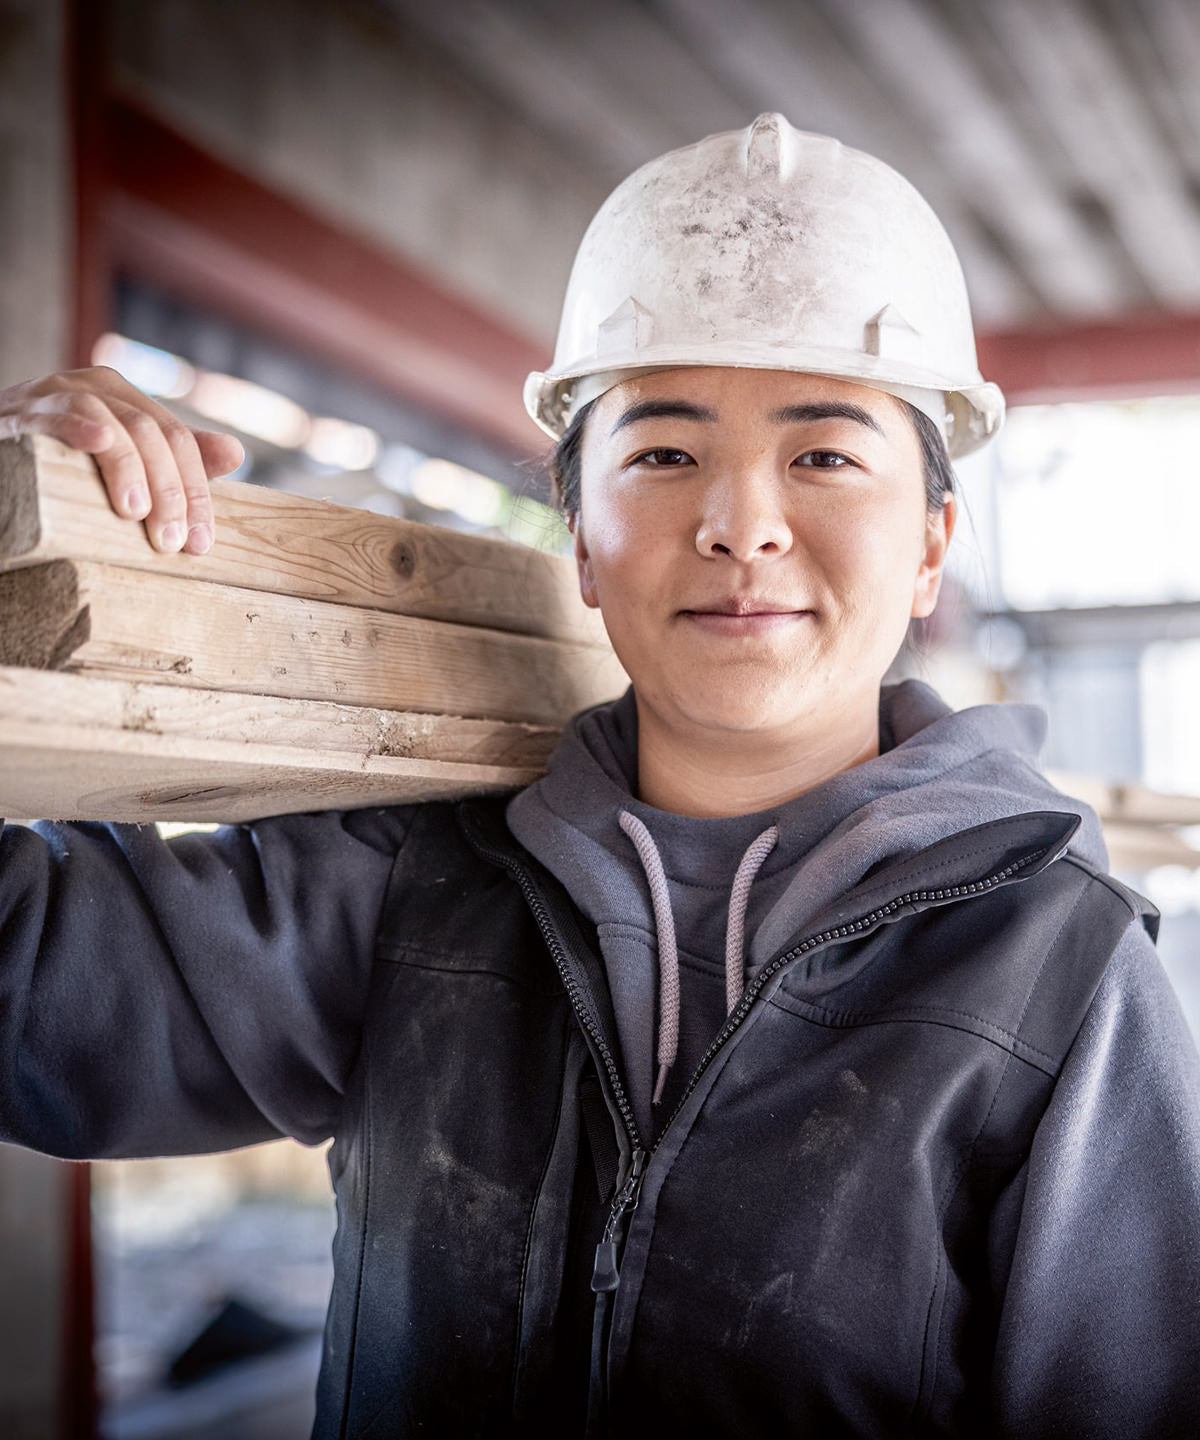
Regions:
[[807, 495, 929, 610], [585, 507, 641, 568], [812, 496, 908, 562], [579, 489, 673, 599]]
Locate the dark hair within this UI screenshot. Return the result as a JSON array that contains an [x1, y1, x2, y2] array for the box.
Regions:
[[547, 398, 594, 521], [903, 401, 956, 515], [547, 392, 955, 521]]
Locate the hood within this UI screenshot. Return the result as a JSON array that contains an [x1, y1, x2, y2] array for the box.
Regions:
[[506, 679, 1106, 1135]]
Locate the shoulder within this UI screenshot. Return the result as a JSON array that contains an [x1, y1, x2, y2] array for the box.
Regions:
[[373, 794, 545, 958], [870, 840, 1159, 1077], [1015, 850, 1161, 1071], [377, 793, 515, 872], [1057, 849, 1159, 941]]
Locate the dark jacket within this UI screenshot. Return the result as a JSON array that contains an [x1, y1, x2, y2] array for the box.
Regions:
[[1, 792, 1197, 1437]]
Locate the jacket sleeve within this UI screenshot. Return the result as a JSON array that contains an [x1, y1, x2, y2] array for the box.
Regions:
[[0, 807, 415, 1160], [990, 917, 1200, 1437]]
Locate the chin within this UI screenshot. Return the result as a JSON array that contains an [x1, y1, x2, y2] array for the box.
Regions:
[[659, 673, 818, 737]]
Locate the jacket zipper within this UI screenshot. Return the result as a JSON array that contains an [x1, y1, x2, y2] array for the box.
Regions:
[[463, 822, 650, 1430], [655, 841, 1056, 1135], [474, 820, 1055, 1228], [469, 832, 645, 1155], [465, 812, 1058, 1417], [590, 1147, 648, 1291]]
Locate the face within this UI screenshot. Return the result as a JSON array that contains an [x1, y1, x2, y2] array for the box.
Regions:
[[572, 367, 954, 747]]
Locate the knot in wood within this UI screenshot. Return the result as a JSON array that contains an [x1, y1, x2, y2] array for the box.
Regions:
[[390, 541, 416, 581]]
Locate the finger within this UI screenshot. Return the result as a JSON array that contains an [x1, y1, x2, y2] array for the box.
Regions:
[[15, 379, 165, 524], [155, 413, 215, 557], [85, 375, 224, 555], [28, 392, 154, 522], [0, 394, 115, 455], [104, 398, 195, 552], [3, 366, 174, 455], [5, 376, 224, 552], [193, 429, 245, 479], [179, 430, 245, 556]]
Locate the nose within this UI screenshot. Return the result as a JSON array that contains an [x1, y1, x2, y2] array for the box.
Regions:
[[694, 470, 793, 561]]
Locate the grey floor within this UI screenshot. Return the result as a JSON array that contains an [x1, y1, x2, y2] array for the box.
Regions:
[[96, 1194, 333, 1440]]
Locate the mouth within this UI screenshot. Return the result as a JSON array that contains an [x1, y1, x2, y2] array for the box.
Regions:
[[679, 597, 812, 635]]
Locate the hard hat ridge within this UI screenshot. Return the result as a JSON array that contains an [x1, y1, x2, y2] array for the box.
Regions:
[[524, 113, 1004, 458], [741, 110, 804, 180]]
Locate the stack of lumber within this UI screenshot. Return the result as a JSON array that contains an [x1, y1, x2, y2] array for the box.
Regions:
[[0, 435, 624, 822], [1048, 770, 1200, 871]]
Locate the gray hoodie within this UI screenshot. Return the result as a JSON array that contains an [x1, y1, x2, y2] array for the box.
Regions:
[[507, 679, 1108, 1138]]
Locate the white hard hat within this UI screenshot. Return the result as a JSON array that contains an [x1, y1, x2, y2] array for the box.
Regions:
[[525, 114, 1004, 459]]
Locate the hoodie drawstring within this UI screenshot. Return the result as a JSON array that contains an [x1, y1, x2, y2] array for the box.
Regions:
[[724, 826, 779, 1014], [619, 812, 779, 1106], [618, 812, 680, 1105]]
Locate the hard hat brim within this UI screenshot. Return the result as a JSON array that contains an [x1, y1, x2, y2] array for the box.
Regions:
[[524, 350, 1004, 460]]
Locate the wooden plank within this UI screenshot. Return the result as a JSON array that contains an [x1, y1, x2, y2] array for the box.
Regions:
[[0, 436, 605, 646], [1048, 770, 1200, 828], [0, 718, 539, 823], [0, 667, 557, 769], [1102, 821, 1200, 872], [0, 560, 625, 727]]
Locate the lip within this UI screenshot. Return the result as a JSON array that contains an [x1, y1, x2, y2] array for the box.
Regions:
[[679, 597, 812, 635]]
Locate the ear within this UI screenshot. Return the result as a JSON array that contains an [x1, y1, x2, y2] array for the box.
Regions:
[[571, 514, 600, 609], [910, 493, 956, 619]]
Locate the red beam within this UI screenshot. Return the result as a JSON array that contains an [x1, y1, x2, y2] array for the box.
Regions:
[[103, 99, 1200, 437], [978, 312, 1200, 405], [101, 97, 548, 457]]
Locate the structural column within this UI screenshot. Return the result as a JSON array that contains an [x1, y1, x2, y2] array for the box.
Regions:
[[0, 0, 77, 1436]]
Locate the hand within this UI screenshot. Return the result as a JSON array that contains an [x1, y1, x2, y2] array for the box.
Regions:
[[0, 366, 246, 555]]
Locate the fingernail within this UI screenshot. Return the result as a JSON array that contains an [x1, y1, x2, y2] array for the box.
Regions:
[[185, 523, 212, 556], [125, 485, 150, 518], [159, 521, 186, 551]]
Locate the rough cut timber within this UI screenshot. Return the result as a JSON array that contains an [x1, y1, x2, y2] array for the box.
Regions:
[[0, 434, 606, 645], [0, 438, 627, 821], [0, 668, 554, 822], [0, 559, 624, 726], [1046, 771, 1200, 828], [0, 666, 558, 767]]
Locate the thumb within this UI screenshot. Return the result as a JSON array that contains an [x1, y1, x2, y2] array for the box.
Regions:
[[194, 428, 246, 478]]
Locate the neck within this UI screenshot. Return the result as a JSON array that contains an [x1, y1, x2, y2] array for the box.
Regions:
[[634, 693, 881, 818]]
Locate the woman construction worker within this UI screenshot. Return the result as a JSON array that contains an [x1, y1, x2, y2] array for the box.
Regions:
[[1, 114, 1198, 1437]]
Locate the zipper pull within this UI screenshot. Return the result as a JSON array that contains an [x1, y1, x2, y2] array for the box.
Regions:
[[590, 1239, 621, 1293], [591, 1148, 647, 1293]]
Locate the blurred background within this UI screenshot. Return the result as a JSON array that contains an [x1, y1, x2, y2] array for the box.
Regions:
[[3, 0, 1200, 1434]]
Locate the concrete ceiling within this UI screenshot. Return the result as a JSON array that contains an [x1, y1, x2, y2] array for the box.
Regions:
[[370, 0, 1200, 331]]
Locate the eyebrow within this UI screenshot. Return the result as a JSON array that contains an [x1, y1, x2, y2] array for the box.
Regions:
[[609, 397, 885, 436], [767, 402, 885, 435], [610, 399, 719, 434]]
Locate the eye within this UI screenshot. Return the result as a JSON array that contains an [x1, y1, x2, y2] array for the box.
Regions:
[[634, 447, 692, 468], [630, 447, 694, 469], [794, 449, 855, 469]]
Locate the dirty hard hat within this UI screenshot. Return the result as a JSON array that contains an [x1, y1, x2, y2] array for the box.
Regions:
[[525, 113, 1005, 458]]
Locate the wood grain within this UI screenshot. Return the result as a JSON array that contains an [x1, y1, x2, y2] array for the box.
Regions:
[[0, 435, 605, 645], [0, 719, 538, 823], [0, 666, 558, 768], [0, 560, 625, 726], [0, 668, 557, 820]]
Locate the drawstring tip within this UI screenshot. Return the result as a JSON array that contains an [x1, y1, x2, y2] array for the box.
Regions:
[[652, 1062, 669, 1106]]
